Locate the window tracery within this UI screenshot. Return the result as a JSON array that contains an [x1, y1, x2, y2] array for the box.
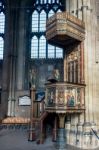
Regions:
[[0, 0, 5, 60], [31, 0, 64, 59]]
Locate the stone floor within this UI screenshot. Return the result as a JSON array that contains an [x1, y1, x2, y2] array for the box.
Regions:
[[0, 128, 56, 150], [0, 128, 99, 150]]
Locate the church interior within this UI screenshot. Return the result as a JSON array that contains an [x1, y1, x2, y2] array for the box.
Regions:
[[0, 0, 99, 149]]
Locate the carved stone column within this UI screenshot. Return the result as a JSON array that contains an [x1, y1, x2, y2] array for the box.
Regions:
[[56, 114, 66, 149], [52, 116, 57, 141]]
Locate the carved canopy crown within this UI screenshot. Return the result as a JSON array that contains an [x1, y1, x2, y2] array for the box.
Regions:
[[46, 11, 85, 48]]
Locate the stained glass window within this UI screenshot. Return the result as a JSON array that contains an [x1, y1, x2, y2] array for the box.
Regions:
[[0, 12, 5, 33], [31, 36, 38, 58], [32, 11, 39, 32], [39, 36, 46, 58], [0, 1, 5, 60], [31, 0, 64, 59], [0, 37, 3, 59], [48, 9, 54, 18], [40, 10, 46, 31], [48, 44, 55, 58]]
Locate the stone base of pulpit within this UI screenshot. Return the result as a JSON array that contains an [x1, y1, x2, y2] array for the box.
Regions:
[[55, 128, 66, 150]]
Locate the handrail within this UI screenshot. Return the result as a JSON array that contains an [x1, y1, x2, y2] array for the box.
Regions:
[[91, 128, 99, 140]]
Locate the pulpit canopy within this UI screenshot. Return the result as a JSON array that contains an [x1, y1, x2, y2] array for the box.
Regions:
[[46, 12, 85, 48]]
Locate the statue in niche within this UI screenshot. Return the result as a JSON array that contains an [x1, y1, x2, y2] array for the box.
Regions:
[[67, 91, 75, 107], [29, 69, 36, 88], [47, 68, 60, 83], [48, 91, 54, 106], [53, 69, 60, 81], [58, 90, 64, 105], [50, 91, 54, 104]]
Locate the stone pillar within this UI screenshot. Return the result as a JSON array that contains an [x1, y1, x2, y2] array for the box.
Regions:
[[3, 0, 31, 117], [82, 0, 98, 124], [56, 114, 66, 149], [2, 0, 21, 117], [94, 0, 99, 125], [58, 114, 65, 129], [16, 1, 27, 90], [52, 116, 57, 142]]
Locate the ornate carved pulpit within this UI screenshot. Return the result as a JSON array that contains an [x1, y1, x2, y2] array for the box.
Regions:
[[46, 11, 85, 148], [46, 11, 85, 113], [45, 82, 85, 113]]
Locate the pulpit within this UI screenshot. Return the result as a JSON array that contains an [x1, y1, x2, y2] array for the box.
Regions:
[[46, 11, 85, 149], [45, 82, 85, 114]]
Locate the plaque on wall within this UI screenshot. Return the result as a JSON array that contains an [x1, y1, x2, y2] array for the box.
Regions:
[[18, 96, 31, 106]]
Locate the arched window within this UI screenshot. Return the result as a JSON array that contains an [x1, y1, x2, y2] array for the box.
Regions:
[[0, 1, 5, 60], [32, 11, 39, 32], [31, 36, 38, 58], [31, 0, 64, 59], [48, 44, 55, 58], [44, 0, 47, 4], [39, 36, 46, 58], [52, 0, 55, 3], [48, 0, 51, 4], [57, 9, 61, 13], [0, 12, 5, 33], [40, 10, 46, 31], [0, 37, 3, 59], [56, 47, 63, 58], [48, 9, 54, 18]]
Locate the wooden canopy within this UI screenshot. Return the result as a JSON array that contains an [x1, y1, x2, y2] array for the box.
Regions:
[[46, 12, 85, 48]]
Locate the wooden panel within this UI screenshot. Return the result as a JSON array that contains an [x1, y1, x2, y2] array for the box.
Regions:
[[45, 82, 85, 113]]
